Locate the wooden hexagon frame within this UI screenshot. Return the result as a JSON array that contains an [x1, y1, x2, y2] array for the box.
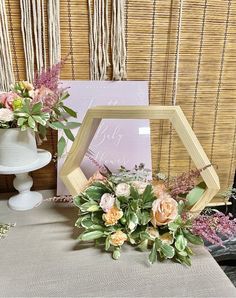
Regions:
[[60, 106, 220, 214]]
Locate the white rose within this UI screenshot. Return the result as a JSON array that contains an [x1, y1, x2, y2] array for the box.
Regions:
[[0, 108, 14, 122], [131, 181, 149, 195], [99, 193, 115, 213], [115, 183, 131, 197]]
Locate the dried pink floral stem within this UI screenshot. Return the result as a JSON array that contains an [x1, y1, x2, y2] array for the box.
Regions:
[[192, 212, 236, 246], [167, 165, 211, 198], [85, 152, 107, 173], [44, 196, 73, 204]]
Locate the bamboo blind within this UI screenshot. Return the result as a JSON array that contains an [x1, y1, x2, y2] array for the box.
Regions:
[[0, 0, 235, 197]]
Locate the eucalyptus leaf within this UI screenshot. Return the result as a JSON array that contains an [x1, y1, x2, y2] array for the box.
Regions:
[[49, 121, 65, 130], [63, 105, 77, 118], [64, 122, 81, 129], [57, 136, 66, 157], [64, 129, 75, 142]]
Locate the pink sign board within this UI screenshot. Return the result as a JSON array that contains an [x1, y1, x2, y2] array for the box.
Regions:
[[57, 81, 151, 195]]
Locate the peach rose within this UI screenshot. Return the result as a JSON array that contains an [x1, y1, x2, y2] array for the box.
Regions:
[[0, 92, 18, 110], [102, 206, 123, 226], [110, 230, 127, 246], [151, 193, 178, 226]]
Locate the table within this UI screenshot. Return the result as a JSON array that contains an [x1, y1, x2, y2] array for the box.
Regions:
[[0, 150, 51, 210], [0, 197, 235, 297]]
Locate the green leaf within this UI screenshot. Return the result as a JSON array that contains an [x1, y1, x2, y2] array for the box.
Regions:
[[64, 122, 81, 129], [139, 231, 152, 241], [85, 186, 106, 201], [80, 201, 100, 212], [161, 244, 175, 259], [33, 115, 46, 126], [182, 229, 204, 245], [185, 246, 194, 256], [49, 121, 65, 130], [130, 186, 140, 200], [168, 222, 180, 232], [17, 117, 27, 127], [142, 184, 153, 203], [32, 102, 43, 114], [28, 116, 36, 129], [64, 129, 75, 142], [140, 211, 151, 225], [186, 182, 206, 207], [38, 124, 47, 138], [175, 235, 188, 251], [148, 243, 157, 264], [155, 238, 163, 250], [105, 237, 110, 251], [63, 105, 77, 118], [60, 91, 70, 101], [75, 214, 90, 227], [57, 136, 66, 157], [128, 212, 139, 232], [15, 112, 29, 117], [142, 201, 153, 209], [78, 230, 104, 241], [177, 250, 188, 257]]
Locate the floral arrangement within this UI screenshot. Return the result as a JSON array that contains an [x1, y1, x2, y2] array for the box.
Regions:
[[74, 165, 236, 265], [0, 61, 79, 156]]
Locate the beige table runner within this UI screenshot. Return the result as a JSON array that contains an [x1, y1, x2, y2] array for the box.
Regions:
[[0, 199, 236, 298]]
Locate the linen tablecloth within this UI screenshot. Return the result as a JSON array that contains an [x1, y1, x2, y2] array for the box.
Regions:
[[0, 196, 236, 298]]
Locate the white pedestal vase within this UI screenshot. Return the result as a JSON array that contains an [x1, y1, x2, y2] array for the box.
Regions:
[[0, 127, 52, 210], [0, 128, 38, 167]]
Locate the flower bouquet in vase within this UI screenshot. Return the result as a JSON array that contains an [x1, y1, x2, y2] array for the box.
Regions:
[[0, 61, 79, 167]]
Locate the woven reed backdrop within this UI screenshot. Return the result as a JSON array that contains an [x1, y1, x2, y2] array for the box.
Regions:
[[0, 0, 235, 198]]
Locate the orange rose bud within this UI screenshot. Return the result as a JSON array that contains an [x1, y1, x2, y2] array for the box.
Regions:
[[102, 206, 123, 226]]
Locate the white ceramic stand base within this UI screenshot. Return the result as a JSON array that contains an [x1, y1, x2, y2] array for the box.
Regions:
[[0, 149, 51, 211]]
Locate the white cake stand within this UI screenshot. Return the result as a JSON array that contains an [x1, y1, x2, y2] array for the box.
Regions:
[[0, 149, 52, 211]]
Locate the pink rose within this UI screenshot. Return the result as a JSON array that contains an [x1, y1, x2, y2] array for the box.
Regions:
[[151, 193, 178, 226], [0, 92, 18, 110], [99, 193, 115, 213]]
